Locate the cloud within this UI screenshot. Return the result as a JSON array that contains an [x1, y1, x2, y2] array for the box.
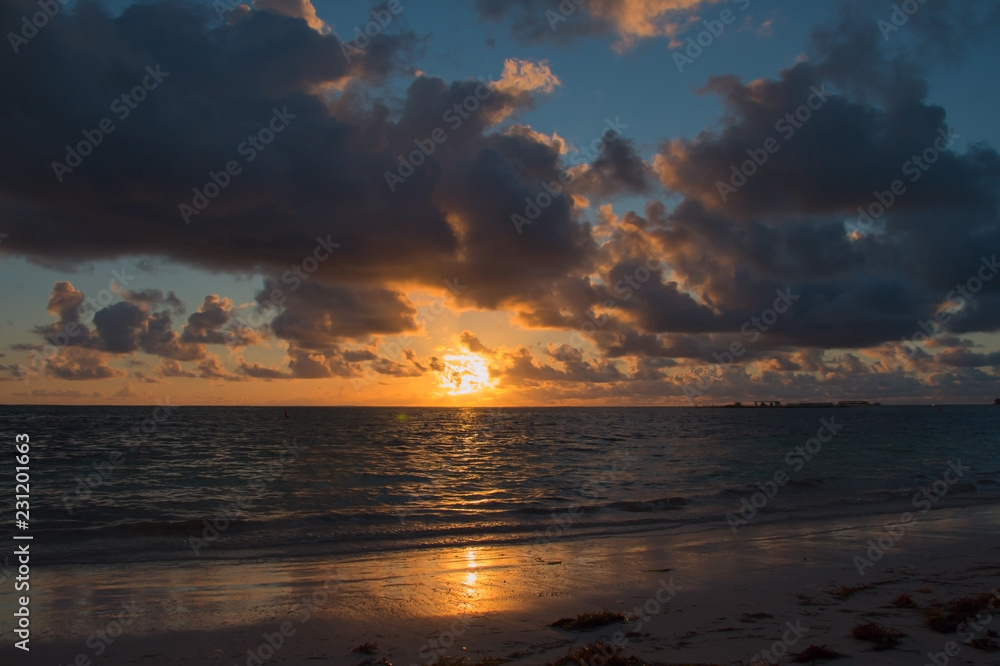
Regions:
[[460, 331, 493, 354], [254, 0, 327, 33], [476, 0, 726, 49], [499, 345, 626, 386], [264, 281, 419, 348], [180, 295, 239, 345], [46, 348, 124, 381], [0, 1, 586, 346], [3, 0, 999, 403], [197, 355, 244, 380], [123, 289, 185, 314], [492, 58, 561, 95], [634, 0, 1000, 354], [159, 359, 197, 378]]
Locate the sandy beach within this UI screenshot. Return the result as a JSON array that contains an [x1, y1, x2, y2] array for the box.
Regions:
[[7, 503, 1000, 665]]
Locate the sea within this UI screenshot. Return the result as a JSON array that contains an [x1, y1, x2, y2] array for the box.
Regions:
[[1, 405, 998, 568]]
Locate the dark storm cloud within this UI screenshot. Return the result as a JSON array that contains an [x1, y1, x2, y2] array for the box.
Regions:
[[262, 280, 419, 348], [1, 0, 608, 354], [4, 0, 999, 400], [24, 282, 260, 374], [92, 302, 148, 354], [180, 295, 236, 345], [936, 348, 1000, 368], [642, 0, 1000, 354], [573, 138, 654, 200]]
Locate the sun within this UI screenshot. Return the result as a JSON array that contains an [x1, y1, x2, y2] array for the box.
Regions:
[[439, 352, 495, 395]]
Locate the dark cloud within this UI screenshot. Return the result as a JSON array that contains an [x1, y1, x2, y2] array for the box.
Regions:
[[0, 0, 600, 346], [460, 331, 493, 354], [639, 0, 1000, 355], [574, 138, 654, 199], [264, 281, 418, 348], [93, 302, 148, 354], [124, 289, 185, 314], [3, 0, 999, 401], [180, 295, 237, 345], [500, 345, 626, 386]]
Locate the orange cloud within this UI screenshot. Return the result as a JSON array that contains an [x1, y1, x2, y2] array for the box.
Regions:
[[254, 0, 327, 32], [492, 59, 561, 96]]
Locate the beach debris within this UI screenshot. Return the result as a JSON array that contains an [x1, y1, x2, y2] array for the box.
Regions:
[[970, 636, 1000, 652], [352, 641, 380, 654], [790, 644, 845, 662], [740, 612, 775, 622], [832, 583, 874, 599], [437, 655, 507, 665], [890, 593, 918, 609], [547, 641, 649, 665], [550, 609, 628, 631], [924, 591, 1000, 633], [851, 621, 906, 650]]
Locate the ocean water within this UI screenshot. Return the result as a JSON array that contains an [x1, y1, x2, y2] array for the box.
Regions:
[[1, 405, 998, 567]]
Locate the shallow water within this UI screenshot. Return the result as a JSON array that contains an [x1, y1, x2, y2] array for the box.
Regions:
[[1, 405, 998, 567]]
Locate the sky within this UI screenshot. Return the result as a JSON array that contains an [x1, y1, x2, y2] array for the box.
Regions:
[[1, 0, 999, 406]]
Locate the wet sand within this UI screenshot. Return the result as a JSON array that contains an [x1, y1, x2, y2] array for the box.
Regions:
[[6, 504, 1000, 665]]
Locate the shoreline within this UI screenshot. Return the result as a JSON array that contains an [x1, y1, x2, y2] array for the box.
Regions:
[[5, 503, 1000, 664]]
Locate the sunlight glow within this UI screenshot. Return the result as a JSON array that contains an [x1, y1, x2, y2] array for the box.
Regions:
[[439, 352, 495, 395]]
